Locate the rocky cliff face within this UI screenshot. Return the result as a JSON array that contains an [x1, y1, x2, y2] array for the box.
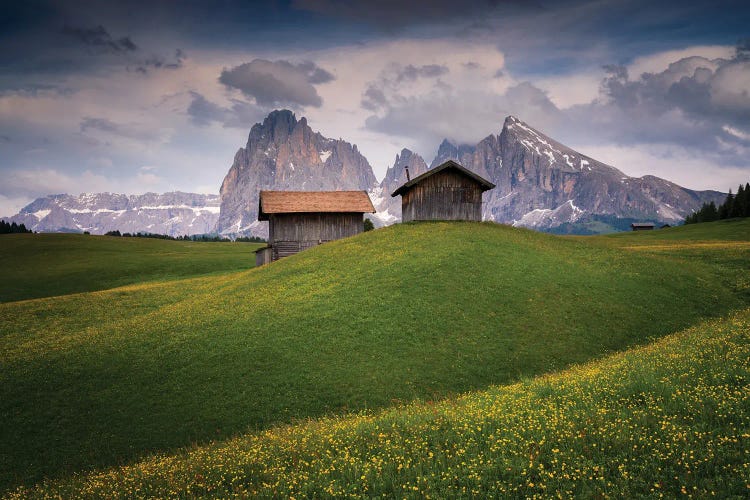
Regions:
[[6, 192, 220, 236], [425, 116, 724, 229], [216, 110, 378, 236], [6, 111, 725, 237], [370, 148, 429, 225]]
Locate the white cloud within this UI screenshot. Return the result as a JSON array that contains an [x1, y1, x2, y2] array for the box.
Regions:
[[3, 168, 110, 197], [1, 34, 746, 202], [580, 143, 749, 192], [723, 125, 750, 141], [0, 194, 34, 218], [627, 45, 734, 77], [303, 38, 510, 176], [534, 72, 602, 108]]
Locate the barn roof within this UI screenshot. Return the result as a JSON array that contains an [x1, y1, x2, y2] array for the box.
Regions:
[[391, 160, 496, 197], [631, 222, 656, 228], [258, 190, 376, 220]]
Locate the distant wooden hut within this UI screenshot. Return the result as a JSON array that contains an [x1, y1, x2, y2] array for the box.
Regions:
[[254, 190, 375, 265], [631, 222, 655, 231], [391, 160, 495, 222]]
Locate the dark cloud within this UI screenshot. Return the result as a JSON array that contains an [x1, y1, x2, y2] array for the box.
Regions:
[[363, 44, 750, 172], [292, 0, 520, 28], [596, 46, 750, 137], [62, 25, 138, 53], [395, 64, 449, 82], [361, 86, 387, 111], [363, 80, 564, 159], [134, 49, 186, 74], [295, 60, 335, 84], [360, 63, 450, 111], [737, 38, 750, 60], [186, 92, 265, 129], [187, 92, 226, 126], [80, 117, 120, 134], [219, 59, 334, 108], [0, 84, 76, 97], [79, 117, 157, 142]]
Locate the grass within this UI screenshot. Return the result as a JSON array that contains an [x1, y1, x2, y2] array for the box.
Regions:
[[1, 220, 748, 494], [590, 218, 750, 304], [8, 307, 749, 498], [0, 233, 262, 302]]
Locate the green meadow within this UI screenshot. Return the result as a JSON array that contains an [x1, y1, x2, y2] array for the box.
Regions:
[[1, 219, 749, 496], [0, 233, 262, 302]]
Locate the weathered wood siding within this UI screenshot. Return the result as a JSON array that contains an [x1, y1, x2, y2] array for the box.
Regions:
[[401, 169, 484, 222], [267, 212, 364, 260], [255, 247, 272, 266]]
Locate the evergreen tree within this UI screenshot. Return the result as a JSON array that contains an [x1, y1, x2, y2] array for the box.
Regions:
[[718, 189, 733, 219], [0, 220, 32, 234], [703, 201, 718, 222], [731, 185, 745, 218]]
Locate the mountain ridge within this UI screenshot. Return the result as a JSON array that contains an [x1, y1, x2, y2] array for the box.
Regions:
[[216, 109, 377, 236], [4, 110, 726, 235], [4, 191, 219, 236], [427, 115, 724, 228]]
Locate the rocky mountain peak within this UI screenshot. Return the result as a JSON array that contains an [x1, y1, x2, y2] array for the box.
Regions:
[[381, 149, 427, 189], [217, 109, 378, 236], [435, 139, 458, 161], [484, 116, 724, 228], [370, 148, 429, 226], [431, 138, 477, 169], [503, 115, 521, 126], [6, 192, 220, 236]]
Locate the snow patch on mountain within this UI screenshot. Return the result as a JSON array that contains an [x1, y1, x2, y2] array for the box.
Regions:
[[6, 192, 221, 236], [513, 200, 584, 229]]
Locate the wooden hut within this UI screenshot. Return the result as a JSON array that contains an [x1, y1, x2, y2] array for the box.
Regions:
[[391, 160, 495, 222], [631, 222, 655, 231], [255, 190, 375, 264]]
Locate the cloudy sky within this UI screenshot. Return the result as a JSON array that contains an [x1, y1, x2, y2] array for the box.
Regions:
[[1, 0, 749, 216]]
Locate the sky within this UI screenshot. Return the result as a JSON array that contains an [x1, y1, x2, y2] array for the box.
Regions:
[[1, 0, 749, 216]]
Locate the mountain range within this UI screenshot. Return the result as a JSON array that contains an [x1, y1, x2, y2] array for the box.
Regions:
[[5, 192, 219, 236], [5, 110, 725, 236]]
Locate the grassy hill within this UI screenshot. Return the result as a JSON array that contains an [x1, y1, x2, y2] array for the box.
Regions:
[[1, 220, 748, 493], [10, 308, 748, 498], [0, 233, 261, 302]]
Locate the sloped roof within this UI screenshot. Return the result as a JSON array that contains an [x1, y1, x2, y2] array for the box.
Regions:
[[258, 190, 375, 220], [391, 160, 495, 197]]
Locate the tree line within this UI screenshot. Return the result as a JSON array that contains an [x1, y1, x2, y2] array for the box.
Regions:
[[103, 230, 265, 242], [685, 182, 750, 224], [0, 220, 32, 234]]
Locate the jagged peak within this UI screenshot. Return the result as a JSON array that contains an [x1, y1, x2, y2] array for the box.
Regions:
[[398, 148, 414, 159], [504, 115, 519, 125], [265, 109, 296, 123], [503, 115, 534, 132]]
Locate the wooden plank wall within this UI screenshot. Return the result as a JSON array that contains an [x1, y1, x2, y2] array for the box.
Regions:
[[267, 212, 364, 260], [402, 170, 484, 222], [255, 247, 273, 266], [269, 213, 364, 244]]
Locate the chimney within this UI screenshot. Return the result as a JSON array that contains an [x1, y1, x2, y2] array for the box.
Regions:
[[405, 165, 411, 182]]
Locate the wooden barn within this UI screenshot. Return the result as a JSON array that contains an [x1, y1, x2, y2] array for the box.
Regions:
[[631, 222, 655, 231], [254, 190, 375, 265], [391, 160, 495, 222]]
